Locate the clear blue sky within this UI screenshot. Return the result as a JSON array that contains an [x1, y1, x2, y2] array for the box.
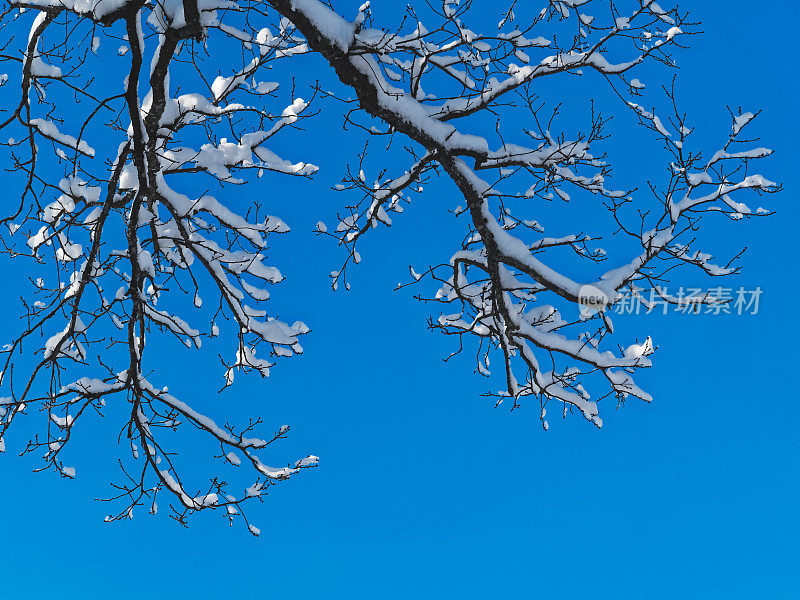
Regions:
[[1, 1, 798, 598]]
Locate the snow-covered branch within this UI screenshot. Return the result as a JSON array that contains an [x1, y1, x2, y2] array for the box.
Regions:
[[0, 0, 778, 531], [0, 0, 319, 533], [266, 0, 777, 428]]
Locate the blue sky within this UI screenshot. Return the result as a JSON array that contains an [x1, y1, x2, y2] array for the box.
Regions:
[[1, 1, 798, 598]]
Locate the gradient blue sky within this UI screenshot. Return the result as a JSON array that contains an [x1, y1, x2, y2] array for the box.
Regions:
[[1, 1, 798, 598]]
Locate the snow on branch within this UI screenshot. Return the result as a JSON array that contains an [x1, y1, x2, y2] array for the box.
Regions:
[[0, 0, 779, 531], [272, 0, 777, 428], [0, 0, 318, 533]]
